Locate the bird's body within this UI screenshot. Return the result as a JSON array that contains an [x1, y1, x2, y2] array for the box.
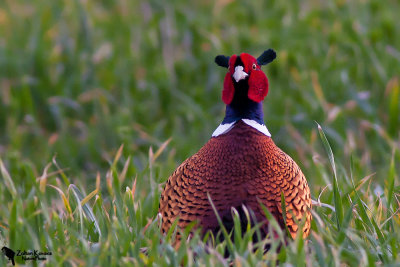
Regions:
[[159, 50, 312, 245]]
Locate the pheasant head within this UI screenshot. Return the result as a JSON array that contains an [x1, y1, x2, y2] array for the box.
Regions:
[[215, 49, 276, 105]]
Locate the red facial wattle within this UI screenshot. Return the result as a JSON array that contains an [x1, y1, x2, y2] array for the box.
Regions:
[[222, 55, 237, 105], [239, 53, 252, 73], [248, 68, 269, 102], [222, 72, 235, 104]]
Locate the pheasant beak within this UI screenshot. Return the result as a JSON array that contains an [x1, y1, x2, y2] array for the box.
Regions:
[[232, 65, 248, 83]]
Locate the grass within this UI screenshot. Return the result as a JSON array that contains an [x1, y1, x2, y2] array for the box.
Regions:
[[0, 0, 400, 265]]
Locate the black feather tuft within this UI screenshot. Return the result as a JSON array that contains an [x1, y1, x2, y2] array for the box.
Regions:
[[215, 55, 230, 68], [257, 49, 276, 66]]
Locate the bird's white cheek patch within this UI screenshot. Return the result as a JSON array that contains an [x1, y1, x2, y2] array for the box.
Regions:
[[233, 66, 248, 82]]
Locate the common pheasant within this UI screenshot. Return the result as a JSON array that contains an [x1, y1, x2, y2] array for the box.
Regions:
[[159, 49, 312, 245]]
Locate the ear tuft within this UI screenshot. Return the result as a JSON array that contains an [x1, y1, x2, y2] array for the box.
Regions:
[[257, 49, 276, 66], [215, 55, 230, 68]]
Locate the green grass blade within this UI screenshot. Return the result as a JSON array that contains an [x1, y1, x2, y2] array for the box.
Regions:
[[385, 149, 397, 245], [69, 184, 102, 239], [386, 151, 396, 210], [280, 192, 293, 239], [207, 193, 235, 256], [0, 159, 17, 198], [317, 122, 343, 230]]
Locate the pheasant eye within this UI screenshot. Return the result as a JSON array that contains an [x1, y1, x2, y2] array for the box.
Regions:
[[252, 63, 257, 70]]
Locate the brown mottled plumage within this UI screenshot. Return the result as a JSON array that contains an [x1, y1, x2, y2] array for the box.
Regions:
[[158, 50, 312, 245], [159, 121, 312, 241]]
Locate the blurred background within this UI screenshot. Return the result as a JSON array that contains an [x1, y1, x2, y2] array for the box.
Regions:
[[0, 0, 399, 190]]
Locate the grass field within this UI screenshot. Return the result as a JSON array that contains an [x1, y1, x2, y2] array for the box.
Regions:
[[1, 0, 400, 265]]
